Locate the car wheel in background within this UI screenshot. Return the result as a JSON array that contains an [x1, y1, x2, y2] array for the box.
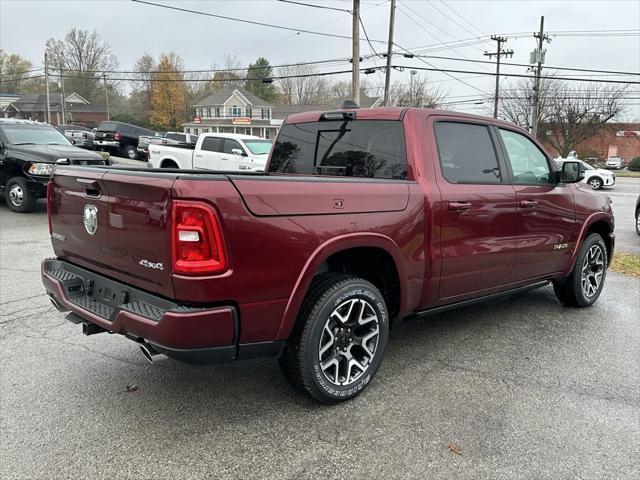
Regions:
[[280, 273, 389, 404], [588, 177, 603, 190], [122, 145, 138, 160], [635, 207, 640, 236], [553, 233, 608, 308], [5, 177, 36, 213]]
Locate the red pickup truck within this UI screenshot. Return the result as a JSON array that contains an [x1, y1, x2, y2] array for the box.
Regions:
[[42, 107, 614, 403]]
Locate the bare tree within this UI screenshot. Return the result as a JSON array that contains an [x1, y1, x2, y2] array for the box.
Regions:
[[46, 29, 117, 102], [277, 64, 329, 105], [497, 76, 558, 132], [389, 74, 448, 108], [542, 82, 628, 157], [128, 53, 156, 118]]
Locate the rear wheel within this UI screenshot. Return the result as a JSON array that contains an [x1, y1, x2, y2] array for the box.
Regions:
[[5, 177, 36, 213], [122, 145, 138, 160], [280, 273, 389, 404], [161, 160, 179, 169], [588, 177, 603, 190], [553, 233, 607, 307], [635, 208, 640, 236]]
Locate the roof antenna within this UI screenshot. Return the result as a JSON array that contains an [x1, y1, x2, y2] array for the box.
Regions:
[[341, 100, 359, 109]]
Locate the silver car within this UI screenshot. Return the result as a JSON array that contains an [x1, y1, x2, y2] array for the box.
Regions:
[[605, 156, 624, 170]]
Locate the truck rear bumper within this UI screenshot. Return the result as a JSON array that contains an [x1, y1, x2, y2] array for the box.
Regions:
[[41, 258, 238, 363]]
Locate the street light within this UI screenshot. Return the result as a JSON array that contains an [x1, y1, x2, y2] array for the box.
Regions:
[[410, 70, 417, 107]]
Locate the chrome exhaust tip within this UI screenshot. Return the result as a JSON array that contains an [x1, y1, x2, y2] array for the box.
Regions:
[[139, 343, 166, 364]]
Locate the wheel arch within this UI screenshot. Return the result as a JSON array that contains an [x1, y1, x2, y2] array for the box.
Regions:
[[275, 233, 408, 340], [565, 213, 614, 274]]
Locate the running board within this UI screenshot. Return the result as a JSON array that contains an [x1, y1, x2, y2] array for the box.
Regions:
[[410, 281, 550, 320]]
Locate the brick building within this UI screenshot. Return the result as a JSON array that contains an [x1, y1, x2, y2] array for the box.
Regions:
[[2, 92, 107, 127], [541, 123, 640, 161]]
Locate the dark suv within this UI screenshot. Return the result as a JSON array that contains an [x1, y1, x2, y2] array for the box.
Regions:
[[0, 118, 107, 212], [94, 121, 156, 160]]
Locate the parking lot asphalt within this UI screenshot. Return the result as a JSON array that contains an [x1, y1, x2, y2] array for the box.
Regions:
[[1, 189, 639, 479]]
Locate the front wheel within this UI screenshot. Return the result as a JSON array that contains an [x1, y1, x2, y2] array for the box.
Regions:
[[588, 177, 603, 190], [5, 177, 36, 213], [553, 233, 608, 307], [280, 274, 389, 404], [635, 208, 640, 236]]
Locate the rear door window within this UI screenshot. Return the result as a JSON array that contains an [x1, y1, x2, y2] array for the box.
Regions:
[[201, 137, 223, 152], [269, 120, 407, 179], [434, 121, 502, 184]]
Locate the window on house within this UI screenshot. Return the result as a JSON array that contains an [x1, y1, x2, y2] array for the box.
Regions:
[[194, 128, 199, 135], [261, 108, 271, 119], [206, 108, 212, 118], [186, 128, 191, 134], [215, 107, 220, 118], [229, 105, 241, 117], [246, 107, 252, 118]]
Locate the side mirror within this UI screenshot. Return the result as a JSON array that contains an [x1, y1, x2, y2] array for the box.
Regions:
[[559, 161, 585, 183], [231, 148, 244, 156]]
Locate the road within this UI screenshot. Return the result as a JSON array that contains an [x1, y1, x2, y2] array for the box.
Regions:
[[1, 191, 639, 479]]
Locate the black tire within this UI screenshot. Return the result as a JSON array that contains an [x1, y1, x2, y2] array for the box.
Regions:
[[635, 207, 640, 236], [553, 233, 608, 307], [4, 177, 36, 213], [122, 145, 138, 160], [280, 273, 390, 404], [587, 177, 603, 190]]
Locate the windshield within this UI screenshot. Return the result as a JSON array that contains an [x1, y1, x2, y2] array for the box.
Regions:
[[581, 161, 594, 170], [244, 139, 272, 155], [3, 126, 72, 146]]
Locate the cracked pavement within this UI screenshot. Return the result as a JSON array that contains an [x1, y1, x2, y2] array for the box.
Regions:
[[1, 197, 639, 480]]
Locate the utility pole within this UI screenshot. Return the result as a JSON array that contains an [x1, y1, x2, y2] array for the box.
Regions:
[[531, 16, 550, 138], [352, 0, 360, 105], [44, 52, 51, 124], [410, 69, 417, 107], [383, 0, 396, 106], [59, 66, 67, 124], [103, 73, 110, 120], [484, 35, 513, 118]]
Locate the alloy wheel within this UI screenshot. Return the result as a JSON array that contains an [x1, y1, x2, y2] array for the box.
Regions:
[[318, 298, 380, 386], [581, 244, 605, 298], [588, 178, 602, 189]]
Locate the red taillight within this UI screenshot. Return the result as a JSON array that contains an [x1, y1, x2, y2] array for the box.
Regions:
[[47, 181, 53, 235], [172, 201, 227, 275], [114, 132, 121, 140]]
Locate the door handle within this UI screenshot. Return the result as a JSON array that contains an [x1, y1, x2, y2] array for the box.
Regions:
[[520, 200, 539, 209], [448, 201, 472, 211], [194, 154, 203, 158], [221, 158, 229, 161]]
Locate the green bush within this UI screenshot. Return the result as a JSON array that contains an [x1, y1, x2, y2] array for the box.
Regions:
[[628, 157, 640, 172]]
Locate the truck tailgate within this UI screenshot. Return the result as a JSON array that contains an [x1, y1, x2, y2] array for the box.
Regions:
[[49, 167, 176, 298]]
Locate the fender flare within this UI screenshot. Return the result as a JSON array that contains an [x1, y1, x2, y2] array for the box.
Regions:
[[275, 233, 409, 340], [564, 212, 614, 275]]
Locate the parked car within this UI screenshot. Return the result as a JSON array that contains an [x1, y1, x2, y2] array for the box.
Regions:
[[94, 121, 156, 160], [636, 196, 640, 236], [0, 118, 108, 212], [136, 131, 165, 159], [555, 158, 615, 190], [148, 133, 272, 171], [42, 107, 615, 404], [605, 156, 624, 170], [56, 124, 96, 149]]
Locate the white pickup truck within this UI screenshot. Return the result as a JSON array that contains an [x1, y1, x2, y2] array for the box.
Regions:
[[148, 133, 272, 171]]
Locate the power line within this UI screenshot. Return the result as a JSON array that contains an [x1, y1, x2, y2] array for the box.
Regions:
[[276, 0, 351, 13], [436, 0, 486, 37], [130, 0, 387, 43]]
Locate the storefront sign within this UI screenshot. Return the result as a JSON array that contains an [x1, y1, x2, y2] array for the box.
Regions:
[[232, 117, 251, 125], [193, 116, 201, 124], [616, 131, 640, 137]]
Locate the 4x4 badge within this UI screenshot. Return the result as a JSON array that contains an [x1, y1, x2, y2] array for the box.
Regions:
[[83, 204, 98, 235], [139, 259, 164, 270]]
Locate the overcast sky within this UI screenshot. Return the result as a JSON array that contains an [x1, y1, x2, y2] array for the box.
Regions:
[[1, 0, 639, 118]]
